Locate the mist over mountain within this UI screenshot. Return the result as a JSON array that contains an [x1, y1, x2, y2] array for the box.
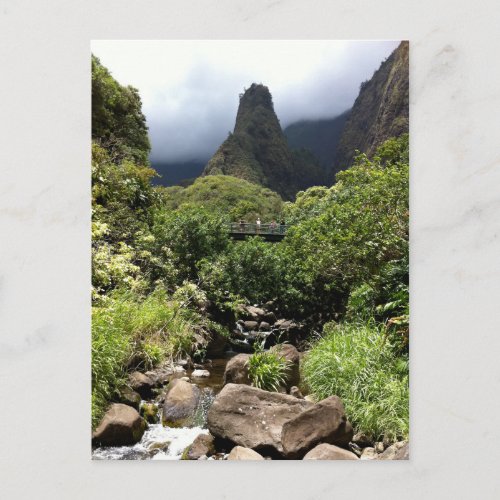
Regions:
[[151, 159, 206, 186], [203, 83, 324, 199], [284, 110, 351, 170]]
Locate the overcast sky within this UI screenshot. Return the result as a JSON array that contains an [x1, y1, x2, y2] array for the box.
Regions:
[[91, 40, 400, 164]]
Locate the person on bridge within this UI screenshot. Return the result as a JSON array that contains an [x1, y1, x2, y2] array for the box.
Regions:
[[270, 220, 277, 233], [239, 219, 245, 232], [256, 217, 261, 233]]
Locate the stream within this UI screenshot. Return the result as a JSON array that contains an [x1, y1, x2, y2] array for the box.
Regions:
[[92, 356, 232, 460]]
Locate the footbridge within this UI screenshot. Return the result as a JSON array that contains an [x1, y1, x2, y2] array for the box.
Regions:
[[228, 222, 287, 242]]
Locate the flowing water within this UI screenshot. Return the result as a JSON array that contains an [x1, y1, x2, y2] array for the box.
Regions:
[[92, 356, 232, 460]]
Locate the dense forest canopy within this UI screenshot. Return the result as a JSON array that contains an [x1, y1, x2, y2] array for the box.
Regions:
[[91, 46, 409, 452]]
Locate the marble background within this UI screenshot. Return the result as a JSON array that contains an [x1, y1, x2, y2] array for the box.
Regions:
[[1, 0, 499, 498]]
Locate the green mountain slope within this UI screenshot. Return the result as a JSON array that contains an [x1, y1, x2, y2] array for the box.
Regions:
[[332, 41, 409, 178]]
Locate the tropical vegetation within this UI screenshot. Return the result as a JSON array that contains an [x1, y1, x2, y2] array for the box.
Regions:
[[91, 54, 409, 443]]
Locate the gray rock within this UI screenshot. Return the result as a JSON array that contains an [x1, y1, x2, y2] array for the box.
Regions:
[[303, 443, 358, 460], [93, 404, 146, 446], [245, 306, 266, 320], [281, 396, 353, 459], [394, 442, 409, 460], [270, 343, 301, 389], [144, 367, 172, 387], [378, 441, 408, 460], [259, 321, 271, 331], [162, 379, 200, 427], [186, 433, 215, 460], [117, 386, 141, 411], [223, 353, 251, 385], [243, 320, 259, 331], [207, 384, 312, 455], [360, 447, 377, 460], [191, 369, 210, 378], [128, 371, 155, 399], [227, 446, 265, 460]]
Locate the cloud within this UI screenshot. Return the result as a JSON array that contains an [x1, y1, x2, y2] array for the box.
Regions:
[[91, 40, 400, 164]]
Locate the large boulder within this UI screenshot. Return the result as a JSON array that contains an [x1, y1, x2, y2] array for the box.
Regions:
[[93, 403, 146, 446], [281, 396, 353, 459], [128, 371, 155, 399], [207, 384, 312, 455], [270, 343, 301, 389], [223, 354, 251, 385], [185, 433, 215, 460], [162, 379, 200, 427], [303, 443, 358, 460], [227, 446, 265, 460]]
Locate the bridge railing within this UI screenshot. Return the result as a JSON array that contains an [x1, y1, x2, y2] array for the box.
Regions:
[[228, 222, 288, 235]]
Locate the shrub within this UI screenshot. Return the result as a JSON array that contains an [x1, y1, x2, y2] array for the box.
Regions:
[[278, 134, 409, 319], [152, 206, 229, 281], [302, 321, 409, 442], [91, 287, 206, 427], [199, 237, 284, 308], [248, 347, 290, 392]]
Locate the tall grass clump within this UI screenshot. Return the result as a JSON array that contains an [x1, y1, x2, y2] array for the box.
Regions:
[[248, 346, 290, 392], [91, 287, 202, 428], [302, 321, 409, 442]]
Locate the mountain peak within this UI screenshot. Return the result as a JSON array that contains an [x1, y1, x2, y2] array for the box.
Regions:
[[203, 83, 324, 199], [238, 83, 273, 108]]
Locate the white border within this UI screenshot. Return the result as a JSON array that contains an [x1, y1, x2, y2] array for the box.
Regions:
[[1, 1, 499, 498]]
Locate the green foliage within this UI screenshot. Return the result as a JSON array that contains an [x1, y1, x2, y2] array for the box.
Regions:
[[278, 134, 409, 318], [157, 174, 283, 222], [248, 347, 290, 392], [152, 205, 229, 281], [199, 237, 284, 307], [91, 287, 211, 427], [92, 144, 178, 299], [90, 49, 410, 440], [92, 55, 150, 164], [302, 321, 409, 442]]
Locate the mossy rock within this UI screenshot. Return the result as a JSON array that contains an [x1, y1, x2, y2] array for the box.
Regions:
[[140, 403, 158, 424]]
